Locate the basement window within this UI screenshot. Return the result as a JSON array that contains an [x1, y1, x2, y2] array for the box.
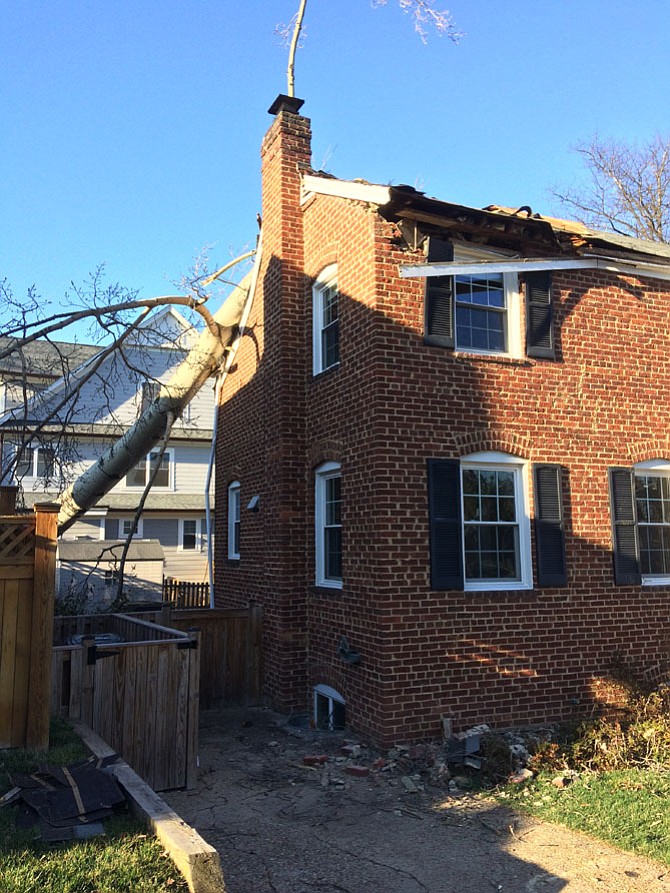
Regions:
[[313, 684, 345, 731]]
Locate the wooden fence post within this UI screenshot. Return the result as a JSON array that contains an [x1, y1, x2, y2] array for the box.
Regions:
[[185, 628, 200, 790], [0, 486, 17, 514], [26, 503, 59, 750]]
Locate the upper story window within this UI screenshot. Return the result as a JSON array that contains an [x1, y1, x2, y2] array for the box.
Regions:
[[125, 450, 173, 489], [426, 270, 521, 357], [312, 265, 339, 375], [315, 462, 342, 588], [14, 444, 56, 483], [141, 380, 161, 413], [455, 273, 511, 352], [227, 482, 241, 559], [424, 241, 555, 359]]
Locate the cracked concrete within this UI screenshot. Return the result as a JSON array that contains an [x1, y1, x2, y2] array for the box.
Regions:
[[165, 708, 670, 893]]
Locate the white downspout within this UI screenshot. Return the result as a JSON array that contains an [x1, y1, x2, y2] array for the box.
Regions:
[[205, 231, 264, 608]]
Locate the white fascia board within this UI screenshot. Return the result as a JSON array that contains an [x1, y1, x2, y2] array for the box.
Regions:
[[400, 256, 670, 282], [302, 174, 392, 207]]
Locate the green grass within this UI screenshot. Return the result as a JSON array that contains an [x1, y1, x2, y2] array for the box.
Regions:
[[0, 719, 188, 893], [501, 768, 670, 864]]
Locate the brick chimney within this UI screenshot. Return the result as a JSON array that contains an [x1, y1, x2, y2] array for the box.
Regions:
[[258, 96, 313, 710]]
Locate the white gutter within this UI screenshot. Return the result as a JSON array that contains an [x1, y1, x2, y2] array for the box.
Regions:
[[204, 231, 264, 608], [400, 256, 670, 282]]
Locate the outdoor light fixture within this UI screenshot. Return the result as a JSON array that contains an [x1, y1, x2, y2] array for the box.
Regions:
[[338, 636, 361, 665], [246, 495, 260, 512]]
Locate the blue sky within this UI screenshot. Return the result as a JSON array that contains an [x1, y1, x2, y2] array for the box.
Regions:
[[2, 1, 669, 320]]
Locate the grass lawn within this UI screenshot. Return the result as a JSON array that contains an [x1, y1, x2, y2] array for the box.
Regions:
[[0, 719, 188, 893], [501, 767, 670, 865]]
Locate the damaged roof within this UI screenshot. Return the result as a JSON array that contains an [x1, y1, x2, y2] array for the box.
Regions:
[[303, 172, 670, 265]]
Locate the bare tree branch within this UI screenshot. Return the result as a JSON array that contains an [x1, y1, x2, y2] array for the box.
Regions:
[[552, 134, 670, 242], [281, 1, 462, 97]]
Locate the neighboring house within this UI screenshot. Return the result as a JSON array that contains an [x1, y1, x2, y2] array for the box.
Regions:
[[0, 308, 215, 606], [215, 95, 670, 746]]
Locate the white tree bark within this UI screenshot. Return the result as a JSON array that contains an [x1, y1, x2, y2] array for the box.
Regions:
[[57, 273, 252, 534]]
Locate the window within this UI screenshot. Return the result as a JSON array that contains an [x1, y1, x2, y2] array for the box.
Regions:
[[636, 474, 670, 577], [611, 461, 670, 585], [141, 380, 161, 413], [312, 265, 339, 374], [180, 518, 200, 551], [227, 482, 241, 559], [121, 517, 142, 538], [313, 684, 345, 731], [427, 453, 542, 591], [424, 243, 555, 359], [427, 271, 520, 356], [125, 450, 173, 489], [315, 462, 342, 587], [14, 445, 56, 482]]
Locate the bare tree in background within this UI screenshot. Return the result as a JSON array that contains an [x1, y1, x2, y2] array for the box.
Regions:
[[552, 134, 670, 243]]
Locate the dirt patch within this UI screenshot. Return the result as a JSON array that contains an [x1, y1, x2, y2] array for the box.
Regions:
[[165, 708, 670, 893]]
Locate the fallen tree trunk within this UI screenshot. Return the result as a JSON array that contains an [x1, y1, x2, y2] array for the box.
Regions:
[[57, 273, 252, 534]]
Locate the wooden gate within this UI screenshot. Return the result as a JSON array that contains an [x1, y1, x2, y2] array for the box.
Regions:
[[52, 615, 199, 791], [0, 501, 58, 750]]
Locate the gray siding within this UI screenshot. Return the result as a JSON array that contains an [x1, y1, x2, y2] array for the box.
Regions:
[[144, 517, 178, 547]]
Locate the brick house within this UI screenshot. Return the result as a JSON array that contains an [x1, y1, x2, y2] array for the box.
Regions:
[[216, 95, 670, 745]]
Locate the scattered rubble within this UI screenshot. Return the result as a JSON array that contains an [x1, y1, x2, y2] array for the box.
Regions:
[[264, 715, 557, 795]]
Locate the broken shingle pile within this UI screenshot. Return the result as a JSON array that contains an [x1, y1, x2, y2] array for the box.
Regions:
[[1, 756, 126, 842]]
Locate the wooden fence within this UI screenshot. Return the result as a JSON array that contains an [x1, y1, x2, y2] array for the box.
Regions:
[[55, 603, 263, 709], [52, 613, 199, 791], [163, 577, 210, 609], [0, 501, 58, 750], [158, 605, 262, 708]]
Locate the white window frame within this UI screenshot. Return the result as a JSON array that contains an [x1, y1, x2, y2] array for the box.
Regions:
[[452, 247, 522, 359], [14, 444, 56, 480], [121, 517, 143, 539], [634, 460, 670, 586], [227, 482, 241, 559], [312, 264, 339, 375], [315, 461, 342, 588], [124, 449, 174, 490], [179, 518, 202, 552], [313, 684, 346, 731], [460, 451, 532, 591]]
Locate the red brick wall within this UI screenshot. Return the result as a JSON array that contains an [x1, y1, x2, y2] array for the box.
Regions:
[[218, 105, 670, 745]]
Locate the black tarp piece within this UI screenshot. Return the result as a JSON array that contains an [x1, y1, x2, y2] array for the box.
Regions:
[[4, 755, 126, 841]]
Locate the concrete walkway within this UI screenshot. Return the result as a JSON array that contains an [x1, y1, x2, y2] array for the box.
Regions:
[[165, 708, 670, 893]]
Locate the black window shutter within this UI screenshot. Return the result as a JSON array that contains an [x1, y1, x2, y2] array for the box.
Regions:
[[533, 464, 567, 587], [525, 271, 555, 359], [609, 467, 641, 585], [427, 458, 464, 589], [425, 238, 455, 348]]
